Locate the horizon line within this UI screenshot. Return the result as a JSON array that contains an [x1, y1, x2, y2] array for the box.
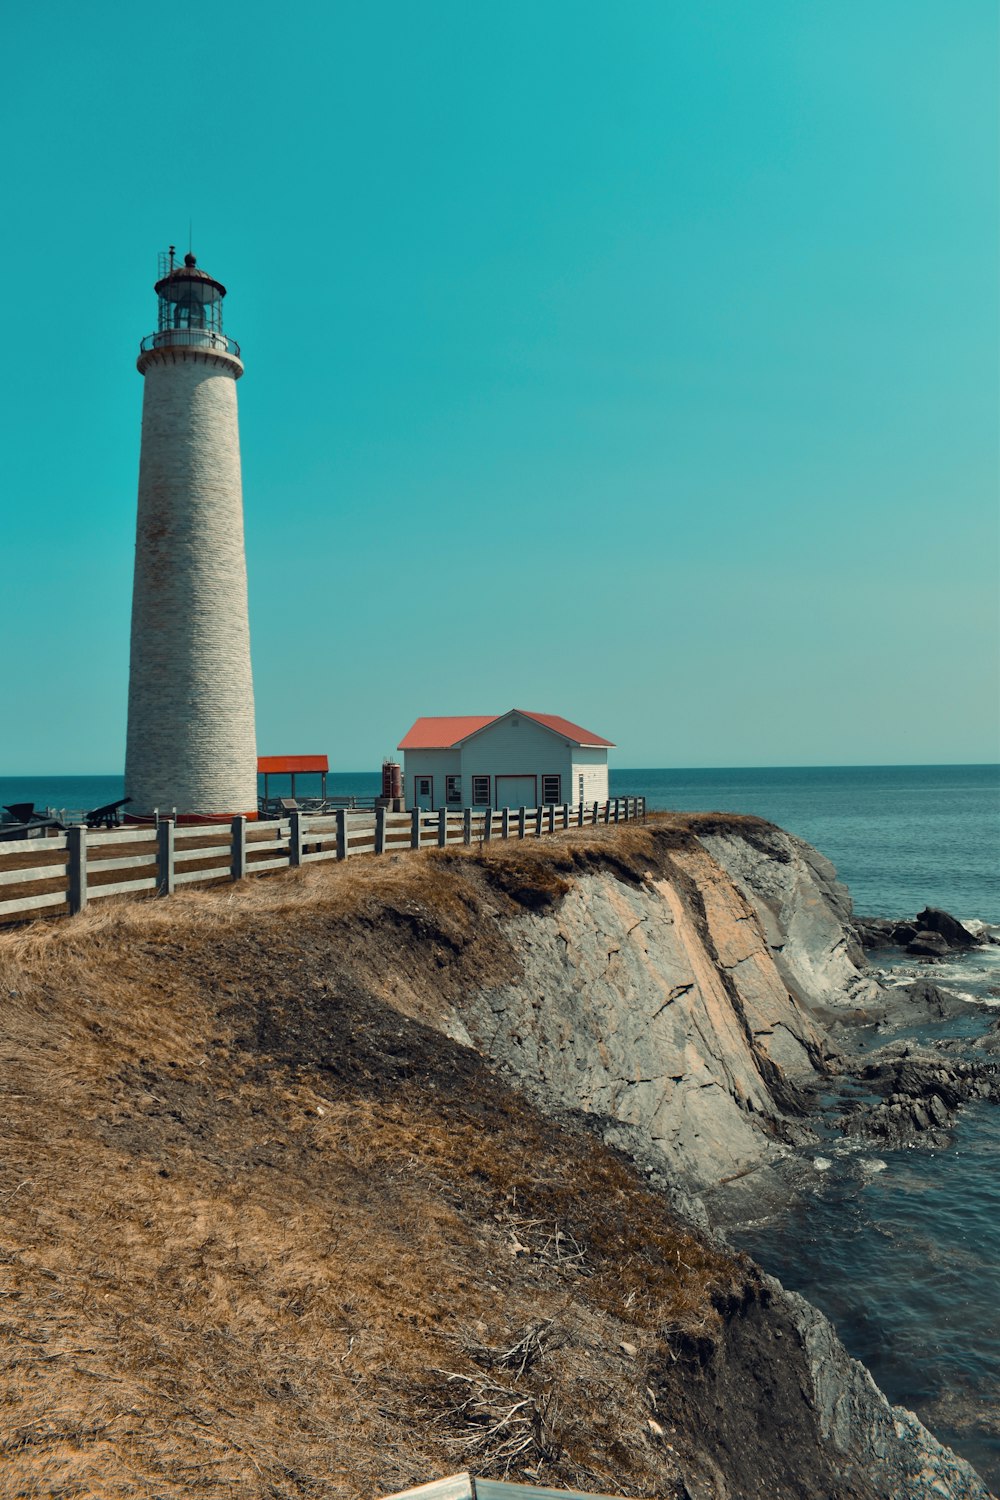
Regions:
[[4, 762, 999, 778]]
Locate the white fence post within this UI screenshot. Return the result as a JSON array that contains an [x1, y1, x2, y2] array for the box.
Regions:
[[483, 808, 492, 842], [463, 808, 472, 845], [230, 815, 246, 881], [411, 807, 421, 849], [156, 820, 174, 897], [518, 807, 526, 840], [375, 806, 387, 855], [438, 808, 448, 847], [67, 825, 88, 914], [502, 807, 510, 839]]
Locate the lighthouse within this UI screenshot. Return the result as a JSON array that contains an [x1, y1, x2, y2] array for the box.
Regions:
[[124, 248, 258, 821]]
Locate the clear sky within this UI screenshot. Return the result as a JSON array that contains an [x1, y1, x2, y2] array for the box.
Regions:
[[1, 1, 997, 772]]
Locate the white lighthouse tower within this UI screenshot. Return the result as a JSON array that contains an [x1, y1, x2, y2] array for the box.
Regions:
[[125, 248, 258, 821]]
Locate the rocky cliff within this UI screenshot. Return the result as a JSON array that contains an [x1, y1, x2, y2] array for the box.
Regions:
[[428, 817, 872, 1191], [0, 814, 991, 1499]]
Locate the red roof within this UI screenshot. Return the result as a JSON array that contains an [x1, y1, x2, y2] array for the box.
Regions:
[[257, 755, 329, 774], [397, 716, 496, 750], [398, 711, 614, 751], [516, 711, 615, 747]]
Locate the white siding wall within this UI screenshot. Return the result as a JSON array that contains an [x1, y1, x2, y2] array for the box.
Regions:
[[461, 717, 574, 809], [402, 750, 461, 809], [571, 747, 610, 804]]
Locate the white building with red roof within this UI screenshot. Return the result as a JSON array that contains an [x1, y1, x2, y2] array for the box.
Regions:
[[397, 710, 614, 811]]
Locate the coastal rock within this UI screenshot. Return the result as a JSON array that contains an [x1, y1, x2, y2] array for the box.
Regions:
[[916, 907, 982, 949], [907, 930, 953, 958], [778, 1282, 993, 1499], [854, 916, 921, 949], [668, 839, 829, 1079], [695, 822, 882, 1013], [853, 917, 897, 948], [976, 1019, 1000, 1057], [854, 908, 982, 954], [462, 862, 826, 1189], [649, 1269, 995, 1499], [833, 1045, 1000, 1145], [453, 823, 973, 1187], [857, 977, 978, 1027], [898, 977, 975, 1019]]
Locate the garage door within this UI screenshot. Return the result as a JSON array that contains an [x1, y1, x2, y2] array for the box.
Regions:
[[495, 775, 537, 810]]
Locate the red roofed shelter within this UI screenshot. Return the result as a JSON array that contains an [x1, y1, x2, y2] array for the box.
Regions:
[[257, 754, 328, 806], [397, 710, 614, 811]]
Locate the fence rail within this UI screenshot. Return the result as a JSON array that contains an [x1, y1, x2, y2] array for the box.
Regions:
[[0, 798, 646, 927]]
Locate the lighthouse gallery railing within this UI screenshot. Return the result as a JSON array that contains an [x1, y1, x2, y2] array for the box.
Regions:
[[139, 329, 242, 358]]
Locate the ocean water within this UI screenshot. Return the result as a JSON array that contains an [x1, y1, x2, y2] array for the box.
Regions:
[[3, 762, 999, 1483], [612, 763, 1000, 923], [728, 1106, 1000, 1492]]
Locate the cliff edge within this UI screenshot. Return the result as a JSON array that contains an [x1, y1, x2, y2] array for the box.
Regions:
[[0, 815, 990, 1498]]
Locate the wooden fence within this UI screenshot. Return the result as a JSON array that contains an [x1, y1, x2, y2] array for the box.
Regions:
[[0, 797, 646, 928]]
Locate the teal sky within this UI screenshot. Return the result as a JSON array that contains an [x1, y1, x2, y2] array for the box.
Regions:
[[2, 1, 997, 772]]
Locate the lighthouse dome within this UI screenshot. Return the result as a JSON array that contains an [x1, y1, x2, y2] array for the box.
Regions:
[[141, 246, 240, 363], [154, 255, 226, 304]]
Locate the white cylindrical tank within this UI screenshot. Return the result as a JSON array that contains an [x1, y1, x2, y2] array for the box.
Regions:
[[125, 251, 257, 819]]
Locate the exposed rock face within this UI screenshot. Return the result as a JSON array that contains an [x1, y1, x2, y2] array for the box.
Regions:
[[451, 829, 861, 1190], [695, 823, 883, 1014], [419, 822, 996, 1491], [643, 1271, 994, 1500], [778, 1283, 992, 1499], [669, 840, 829, 1078], [461, 869, 804, 1187]]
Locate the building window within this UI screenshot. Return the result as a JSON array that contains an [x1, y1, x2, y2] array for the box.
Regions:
[[542, 775, 561, 804], [472, 775, 490, 806], [578, 774, 585, 804], [445, 775, 462, 804]]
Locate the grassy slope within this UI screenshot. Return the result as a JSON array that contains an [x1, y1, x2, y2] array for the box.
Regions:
[[0, 822, 866, 1500]]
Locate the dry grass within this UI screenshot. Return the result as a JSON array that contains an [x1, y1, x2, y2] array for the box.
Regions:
[[0, 826, 760, 1499]]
